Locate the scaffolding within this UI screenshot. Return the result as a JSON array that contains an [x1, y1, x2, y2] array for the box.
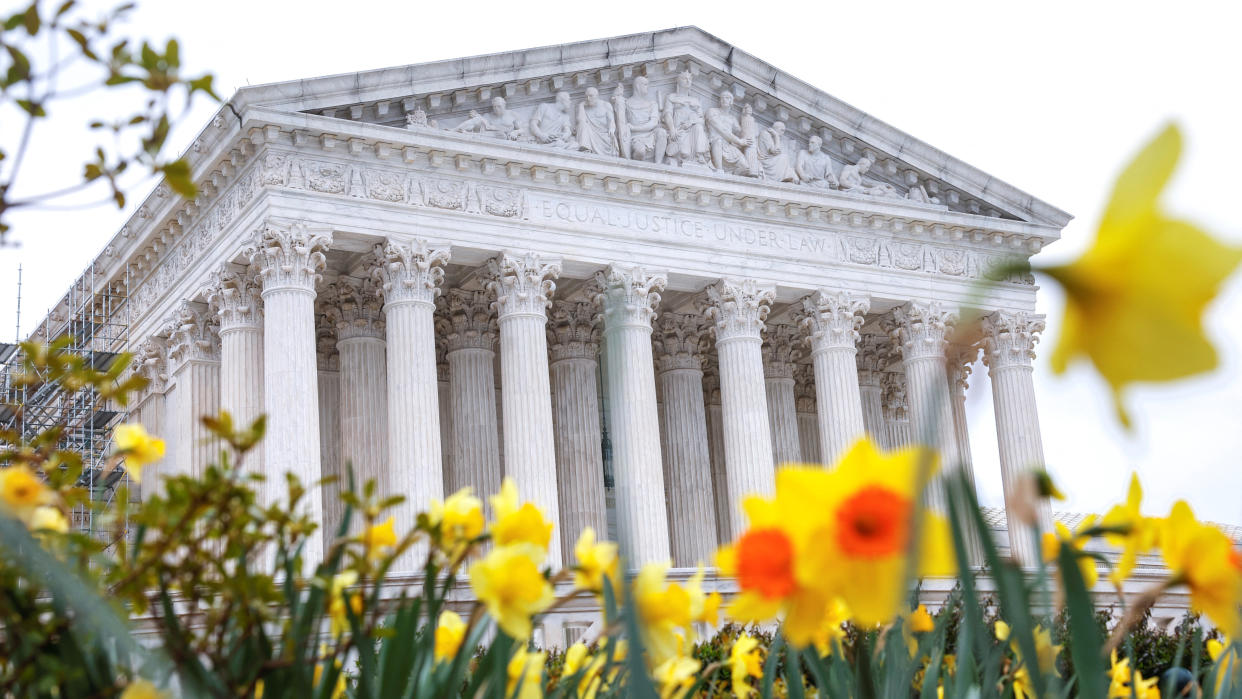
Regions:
[[1, 262, 132, 541]]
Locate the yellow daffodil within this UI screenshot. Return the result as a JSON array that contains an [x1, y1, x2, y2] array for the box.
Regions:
[[312, 657, 347, 699], [0, 464, 52, 518], [326, 570, 363, 637], [811, 597, 850, 657], [685, 566, 721, 626], [506, 646, 546, 699], [434, 609, 467, 662], [1160, 501, 1242, 636], [652, 654, 700, 699], [1100, 473, 1159, 586], [430, 487, 485, 555], [728, 633, 763, 697], [719, 439, 955, 642], [573, 527, 620, 595], [360, 516, 397, 562], [490, 478, 554, 553], [468, 543, 555, 640], [997, 621, 1061, 699], [1042, 123, 1242, 426], [634, 562, 695, 664], [113, 423, 166, 482], [119, 678, 165, 699], [1208, 636, 1238, 694], [910, 604, 935, 633], [1042, 517, 1099, 590], [563, 641, 610, 699], [29, 505, 68, 534], [1108, 650, 1160, 699]]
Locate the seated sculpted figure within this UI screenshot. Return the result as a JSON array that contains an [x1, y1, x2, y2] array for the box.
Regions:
[[906, 183, 941, 204], [529, 91, 577, 149], [662, 70, 708, 167], [757, 120, 797, 182], [576, 87, 619, 157], [453, 97, 525, 141], [705, 90, 755, 175], [795, 135, 838, 189], [404, 108, 437, 129], [838, 155, 899, 198], [615, 76, 668, 163]]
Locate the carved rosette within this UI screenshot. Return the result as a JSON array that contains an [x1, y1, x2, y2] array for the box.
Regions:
[[794, 363, 817, 413], [133, 337, 169, 400], [653, 313, 708, 373], [856, 333, 889, 387], [546, 300, 600, 362], [761, 324, 802, 380], [166, 302, 220, 370], [444, 288, 497, 353], [371, 239, 451, 307], [593, 264, 667, 330], [326, 276, 386, 341], [980, 310, 1045, 371], [797, 290, 870, 353], [485, 252, 561, 319], [881, 371, 910, 421], [889, 301, 958, 362], [701, 278, 775, 342], [247, 220, 331, 292], [206, 264, 263, 332]]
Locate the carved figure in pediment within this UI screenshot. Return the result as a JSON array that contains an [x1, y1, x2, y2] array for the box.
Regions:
[[662, 70, 709, 167], [576, 87, 619, 157], [796, 135, 838, 189], [529, 91, 577, 149], [614, 76, 668, 163], [839, 155, 899, 198], [757, 120, 797, 183], [906, 183, 941, 204], [405, 108, 437, 129], [705, 91, 757, 175], [453, 97, 526, 141]]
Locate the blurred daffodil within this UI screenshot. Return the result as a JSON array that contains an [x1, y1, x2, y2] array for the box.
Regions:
[[728, 633, 763, 697], [1160, 501, 1242, 636], [430, 487, 484, 554], [113, 423, 165, 482], [119, 678, 165, 699], [652, 653, 700, 699], [490, 478, 554, 553], [360, 516, 397, 562], [468, 543, 554, 640], [0, 465, 52, 518], [1100, 473, 1159, 586], [573, 526, 620, 595], [506, 645, 546, 699], [434, 609, 466, 662], [1042, 517, 1099, 590]]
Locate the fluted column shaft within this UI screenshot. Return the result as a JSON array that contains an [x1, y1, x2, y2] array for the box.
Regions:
[[597, 265, 670, 566], [165, 303, 221, 483], [983, 311, 1052, 566], [655, 313, 717, 566], [131, 339, 168, 501], [798, 291, 870, 464], [763, 325, 802, 466], [859, 376, 886, 447], [444, 288, 502, 506], [209, 267, 264, 478], [338, 336, 388, 507], [488, 252, 563, 566], [318, 367, 342, 537], [703, 279, 776, 536], [946, 347, 978, 481], [703, 367, 731, 544]]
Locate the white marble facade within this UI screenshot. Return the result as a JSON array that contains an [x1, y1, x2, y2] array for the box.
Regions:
[[43, 28, 1073, 573]]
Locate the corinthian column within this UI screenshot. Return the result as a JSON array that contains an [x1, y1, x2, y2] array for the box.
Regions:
[[328, 276, 389, 530], [547, 300, 607, 563], [131, 338, 168, 501], [249, 221, 330, 566], [762, 324, 802, 467], [702, 359, 731, 543], [793, 364, 821, 464], [316, 317, 343, 539], [486, 252, 563, 566], [372, 239, 450, 565], [166, 302, 221, 479], [595, 265, 670, 566], [946, 345, 979, 481], [207, 265, 264, 476], [701, 279, 776, 536], [797, 290, 870, 464], [654, 313, 717, 566], [882, 371, 912, 450], [443, 289, 502, 508], [856, 334, 888, 447], [982, 311, 1051, 566]]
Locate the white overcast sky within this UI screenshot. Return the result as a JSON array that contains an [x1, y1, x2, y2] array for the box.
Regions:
[[2, 0, 1239, 523]]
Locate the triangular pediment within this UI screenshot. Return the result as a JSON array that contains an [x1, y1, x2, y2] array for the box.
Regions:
[[233, 27, 1070, 228]]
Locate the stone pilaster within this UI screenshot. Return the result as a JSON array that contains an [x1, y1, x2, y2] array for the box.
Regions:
[[547, 299, 607, 564], [316, 316, 342, 540], [436, 328, 453, 503], [793, 363, 821, 465], [373, 239, 450, 568], [798, 290, 870, 464], [206, 265, 264, 476], [166, 302, 221, 480], [595, 264, 670, 566], [856, 334, 889, 447], [486, 252, 563, 566], [249, 221, 330, 566], [882, 371, 912, 450], [981, 310, 1051, 566], [701, 359, 731, 544], [443, 289, 502, 512], [701, 278, 776, 537], [131, 337, 169, 501], [653, 312, 717, 566], [946, 344, 979, 481], [761, 324, 802, 467]]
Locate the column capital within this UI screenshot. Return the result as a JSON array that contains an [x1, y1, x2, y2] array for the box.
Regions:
[[593, 264, 667, 330], [133, 337, 169, 401], [797, 290, 870, 353], [315, 285, 340, 371], [881, 371, 909, 422], [325, 276, 386, 341], [701, 358, 722, 405], [486, 251, 561, 319], [653, 313, 708, 373], [206, 264, 263, 332], [856, 333, 889, 387], [166, 302, 220, 371], [794, 363, 817, 413], [444, 288, 497, 352], [701, 278, 775, 342], [981, 310, 1045, 371], [247, 220, 331, 293], [761, 324, 802, 380], [547, 300, 599, 362], [888, 300, 958, 361], [946, 344, 980, 392], [372, 239, 451, 308]]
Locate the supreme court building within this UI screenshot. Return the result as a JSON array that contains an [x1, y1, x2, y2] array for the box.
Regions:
[[38, 29, 1079, 615]]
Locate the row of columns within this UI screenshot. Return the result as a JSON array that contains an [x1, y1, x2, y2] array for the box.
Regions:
[[129, 221, 1052, 569]]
